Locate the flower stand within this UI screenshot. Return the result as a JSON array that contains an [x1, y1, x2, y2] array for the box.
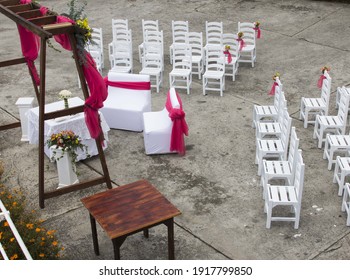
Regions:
[[15, 97, 35, 142], [50, 146, 79, 189]]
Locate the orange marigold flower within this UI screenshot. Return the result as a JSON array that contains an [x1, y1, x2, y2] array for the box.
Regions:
[[35, 228, 41, 233], [52, 241, 58, 246], [0, 232, 3, 239], [39, 253, 45, 258], [47, 230, 56, 235], [41, 237, 45, 241], [40, 242, 45, 246], [26, 223, 34, 229], [12, 202, 17, 206], [10, 237, 15, 242], [10, 254, 18, 260], [4, 221, 9, 227]]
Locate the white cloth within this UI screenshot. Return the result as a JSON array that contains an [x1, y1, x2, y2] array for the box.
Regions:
[[27, 97, 110, 161]]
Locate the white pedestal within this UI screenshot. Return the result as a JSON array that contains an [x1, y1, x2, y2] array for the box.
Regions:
[[50, 146, 79, 189], [15, 97, 35, 142]]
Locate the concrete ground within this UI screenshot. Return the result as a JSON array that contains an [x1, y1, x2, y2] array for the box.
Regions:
[[1, 0, 350, 260]]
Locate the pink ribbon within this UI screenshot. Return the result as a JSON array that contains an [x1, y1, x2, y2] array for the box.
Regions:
[[254, 27, 261, 39], [317, 75, 326, 89], [269, 82, 279, 96], [223, 50, 232, 63], [104, 79, 151, 90], [165, 90, 189, 156], [237, 38, 245, 51]]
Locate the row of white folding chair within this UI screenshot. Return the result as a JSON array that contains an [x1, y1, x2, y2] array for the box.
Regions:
[[109, 30, 133, 73], [86, 27, 104, 69], [138, 19, 160, 63], [169, 20, 189, 64], [299, 70, 332, 128]]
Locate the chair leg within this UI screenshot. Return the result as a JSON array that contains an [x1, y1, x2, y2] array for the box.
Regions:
[[328, 148, 335, 170], [202, 78, 206, 96], [265, 202, 272, 228], [294, 206, 300, 229], [318, 126, 324, 148]]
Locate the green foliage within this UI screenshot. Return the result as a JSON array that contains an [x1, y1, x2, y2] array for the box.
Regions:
[[0, 184, 64, 260]]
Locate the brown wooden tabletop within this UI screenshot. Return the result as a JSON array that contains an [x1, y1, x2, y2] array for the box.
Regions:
[[81, 179, 181, 240]]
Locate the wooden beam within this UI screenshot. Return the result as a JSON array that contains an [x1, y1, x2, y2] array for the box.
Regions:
[[0, 57, 26, 67], [42, 22, 74, 35], [43, 177, 109, 199], [6, 3, 31, 13], [0, 4, 52, 38], [0, 121, 21, 131], [43, 105, 85, 120], [0, 0, 19, 6], [16, 8, 41, 19], [29, 15, 56, 26]]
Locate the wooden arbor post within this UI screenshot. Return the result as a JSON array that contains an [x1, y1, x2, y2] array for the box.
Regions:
[[0, 0, 112, 208]]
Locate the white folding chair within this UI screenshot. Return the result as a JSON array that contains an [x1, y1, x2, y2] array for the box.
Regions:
[[169, 43, 192, 95], [202, 45, 225, 97], [140, 42, 163, 93], [187, 32, 204, 80], [238, 22, 256, 67], [265, 149, 305, 229], [138, 19, 159, 63], [323, 132, 350, 171], [313, 89, 350, 148], [252, 77, 283, 128], [261, 128, 300, 196], [222, 33, 239, 81], [300, 70, 331, 128], [86, 27, 104, 69], [204, 21, 223, 65], [342, 183, 350, 226], [333, 156, 350, 196], [108, 19, 129, 68], [169, 20, 189, 64]]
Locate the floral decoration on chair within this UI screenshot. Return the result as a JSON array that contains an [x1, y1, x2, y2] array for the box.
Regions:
[[237, 32, 245, 51], [254, 21, 261, 39], [269, 72, 281, 96], [46, 130, 89, 173], [223, 45, 232, 63], [318, 66, 330, 88]]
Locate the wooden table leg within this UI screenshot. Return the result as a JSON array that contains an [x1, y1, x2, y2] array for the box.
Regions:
[[112, 236, 127, 260], [165, 218, 175, 260], [89, 214, 99, 255]]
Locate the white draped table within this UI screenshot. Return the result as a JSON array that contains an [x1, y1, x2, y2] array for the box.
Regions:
[[27, 97, 110, 161]]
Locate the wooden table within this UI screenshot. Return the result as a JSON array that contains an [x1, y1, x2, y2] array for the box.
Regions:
[[81, 179, 181, 260]]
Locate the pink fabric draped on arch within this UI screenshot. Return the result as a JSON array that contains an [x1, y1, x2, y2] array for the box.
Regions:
[[165, 90, 189, 156]]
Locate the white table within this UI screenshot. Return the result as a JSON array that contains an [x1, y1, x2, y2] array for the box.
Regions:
[[27, 97, 110, 161]]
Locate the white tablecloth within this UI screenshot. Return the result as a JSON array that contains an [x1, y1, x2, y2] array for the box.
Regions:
[[27, 97, 110, 161]]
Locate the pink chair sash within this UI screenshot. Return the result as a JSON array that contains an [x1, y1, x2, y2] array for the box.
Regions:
[[269, 82, 279, 96], [165, 90, 189, 156], [104, 78, 151, 90], [317, 75, 326, 89], [223, 50, 232, 63], [254, 27, 261, 39], [237, 38, 245, 51]]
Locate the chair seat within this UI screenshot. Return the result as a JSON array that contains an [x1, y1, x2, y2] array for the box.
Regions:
[[318, 116, 343, 127], [203, 70, 224, 79], [257, 122, 281, 138], [263, 161, 292, 178], [192, 55, 202, 63], [225, 57, 238, 65], [169, 68, 191, 76], [140, 67, 162, 75], [110, 66, 132, 73], [254, 105, 278, 117], [241, 45, 255, 52], [303, 97, 326, 109], [267, 185, 297, 204]]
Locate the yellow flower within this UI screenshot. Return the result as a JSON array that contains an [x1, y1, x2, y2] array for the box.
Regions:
[[12, 201, 17, 207], [35, 228, 41, 233], [10, 237, 15, 242], [26, 223, 34, 229], [39, 253, 45, 258], [4, 221, 9, 227], [47, 230, 56, 235], [238, 32, 244, 38], [41, 237, 46, 241], [10, 254, 18, 260]]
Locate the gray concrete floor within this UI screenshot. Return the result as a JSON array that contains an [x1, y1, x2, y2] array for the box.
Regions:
[[1, 0, 350, 260]]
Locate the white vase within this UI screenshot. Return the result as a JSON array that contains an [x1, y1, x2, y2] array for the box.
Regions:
[[50, 146, 79, 189]]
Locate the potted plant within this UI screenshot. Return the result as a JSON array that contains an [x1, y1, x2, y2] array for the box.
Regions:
[[46, 130, 88, 188]]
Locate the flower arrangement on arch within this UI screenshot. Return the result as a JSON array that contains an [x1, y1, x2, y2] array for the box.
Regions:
[[46, 130, 89, 172]]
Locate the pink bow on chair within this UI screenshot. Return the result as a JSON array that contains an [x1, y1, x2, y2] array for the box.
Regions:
[[223, 50, 232, 63], [237, 38, 245, 51], [269, 82, 279, 96], [254, 27, 261, 39], [317, 75, 326, 89], [165, 91, 189, 156]]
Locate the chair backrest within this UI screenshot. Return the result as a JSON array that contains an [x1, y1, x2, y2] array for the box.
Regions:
[[142, 19, 159, 41], [273, 77, 283, 108], [112, 19, 128, 41], [172, 20, 189, 44], [89, 50, 102, 71], [222, 33, 239, 61], [238, 22, 256, 47], [321, 70, 331, 106], [287, 127, 300, 176], [205, 45, 225, 72], [293, 149, 305, 205], [277, 91, 287, 117], [172, 43, 192, 70], [205, 21, 223, 46], [280, 108, 292, 158], [169, 87, 180, 109], [187, 32, 203, 58], [88, 27, 103, 52], [337, 88, 350, 126], [145, 30, 164, 55], [142, 42, 163, 69]]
